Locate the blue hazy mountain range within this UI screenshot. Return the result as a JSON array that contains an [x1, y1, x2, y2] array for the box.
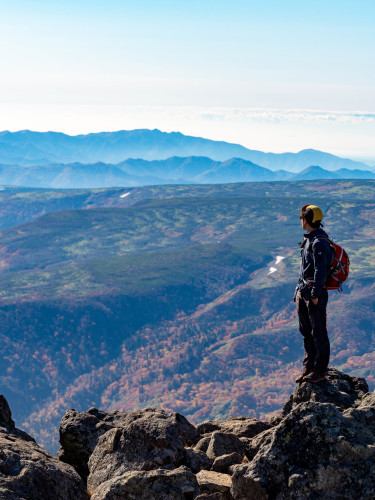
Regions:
[[0, 129, 371, 173], [0, 157, 374, 189]]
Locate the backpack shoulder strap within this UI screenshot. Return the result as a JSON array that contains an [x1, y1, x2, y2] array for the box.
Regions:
[[310, 235, 335, 266], [299, 237, 308, 249], [310, 235, 332, 248]]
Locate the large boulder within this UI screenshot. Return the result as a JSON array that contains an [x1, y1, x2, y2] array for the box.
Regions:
[[230, 468, 267, 500], [184, 448, 213, 473], [58, 407, 115, 481], [206, 432, 245, 461], [343, 391, 375, 430], [194, 436, 211, 453], [231, 399, 375, 499], [212, 452, 245, 473], [169, 411, 200, 446], [196, 416, 269, 472], [58, 406, 198, 481], [196, 470, 232, 499], [90, 466, 199, 500], [86, 411, 186, 493], [270, 367, 368, 425], [0, 395, 87, 500], [0, 395, 15, 428]]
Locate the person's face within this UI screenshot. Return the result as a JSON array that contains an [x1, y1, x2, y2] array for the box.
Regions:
[[300, 216, 307, 230]]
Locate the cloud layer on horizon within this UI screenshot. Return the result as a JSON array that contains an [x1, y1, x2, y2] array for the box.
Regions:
[[0, 103, 374, 162]]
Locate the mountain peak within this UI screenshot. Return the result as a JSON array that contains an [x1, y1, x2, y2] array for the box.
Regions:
[[300, 165, 328, 172]]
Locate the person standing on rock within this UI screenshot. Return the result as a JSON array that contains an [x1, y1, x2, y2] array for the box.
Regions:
[[294, 204, 333, 384]]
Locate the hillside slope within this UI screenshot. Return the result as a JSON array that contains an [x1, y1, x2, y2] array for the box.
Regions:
[[0, 180, 374, 453]]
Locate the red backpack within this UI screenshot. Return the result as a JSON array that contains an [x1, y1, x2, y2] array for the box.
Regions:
[[312, 236, 350, 291]]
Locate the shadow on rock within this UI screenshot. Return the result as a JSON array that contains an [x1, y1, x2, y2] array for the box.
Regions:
[[0, 395, 87, 500]]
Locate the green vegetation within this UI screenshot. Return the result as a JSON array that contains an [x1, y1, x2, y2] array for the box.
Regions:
[[0, 179, 374, 453]]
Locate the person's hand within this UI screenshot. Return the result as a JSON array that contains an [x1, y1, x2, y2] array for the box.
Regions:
[[311, 297, 319, 305]]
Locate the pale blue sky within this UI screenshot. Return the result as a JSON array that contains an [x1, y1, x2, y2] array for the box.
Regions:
[[0, 0, 374, 159]]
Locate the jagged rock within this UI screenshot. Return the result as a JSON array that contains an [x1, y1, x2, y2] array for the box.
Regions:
[[343, 391, 375, 430], [0, 396, 86, 500], [184, 448, 213, 473], [270, 367, 368, 426], [58, 407, 117, 480], [230, 466, 267, 500], [232, 399, 375, 499], [90, 466, 199, 500], [197, 421, 221, 434], [58, 406, 197, 481], [206, 432, 244, 461], [212, 452, 244, 473], [196, 470, 232, 499], [240, 429, 273, 462], [169, 411, 200, 446], [198, 417, 269, 440], [87, 412, 186, 493], [0, 395, 15, 428], [194, 436, 211, 453]]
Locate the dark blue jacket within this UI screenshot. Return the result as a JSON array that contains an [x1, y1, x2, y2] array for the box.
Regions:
[[298, 228, 332, 297]]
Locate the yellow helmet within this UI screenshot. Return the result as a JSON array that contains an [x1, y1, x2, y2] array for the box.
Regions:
[[306, 205, 324, 223], [300, 204, 324, 225]]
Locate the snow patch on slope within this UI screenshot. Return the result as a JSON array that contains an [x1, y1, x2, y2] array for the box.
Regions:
[[268, 255, 286, 275]]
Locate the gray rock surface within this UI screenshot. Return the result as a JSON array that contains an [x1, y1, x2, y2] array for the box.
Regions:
[[232, 397, 375, 499], [212, 452, 245, 473], [58, 407, 117, 480], [230, 467, 267, 500], [206, 432, 244, 461], [90, 466, 199, 500], [87, 411, 186, 493], [184, 447, 213, 473], [0, 395, 87, 500], [194, 436, 211, 453], [169, 411, 200, 446], [196, 470, 232, 499], [270, 366, 368, 426], [58, 406, 197, 481], [198, 417, 269, 440]]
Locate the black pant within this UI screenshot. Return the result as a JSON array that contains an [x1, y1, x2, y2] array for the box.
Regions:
[[296, 289, 329, 374]]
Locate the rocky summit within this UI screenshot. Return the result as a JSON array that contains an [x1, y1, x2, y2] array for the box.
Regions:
[[1, 368, 375, 499]]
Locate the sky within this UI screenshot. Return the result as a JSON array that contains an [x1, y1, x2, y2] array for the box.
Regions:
[[0, 0, 374, 161]]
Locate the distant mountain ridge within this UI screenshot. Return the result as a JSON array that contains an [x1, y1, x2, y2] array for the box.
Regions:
[[0, 129, 371, 173], [0, 156, 374, 189]]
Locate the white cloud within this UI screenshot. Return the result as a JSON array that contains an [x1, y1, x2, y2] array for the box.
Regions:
[[186, 107, 375, 125]]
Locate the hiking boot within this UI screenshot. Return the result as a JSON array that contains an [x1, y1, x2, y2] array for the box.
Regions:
[[295, 368, 313, 383], [303, 372, 326, 383]]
